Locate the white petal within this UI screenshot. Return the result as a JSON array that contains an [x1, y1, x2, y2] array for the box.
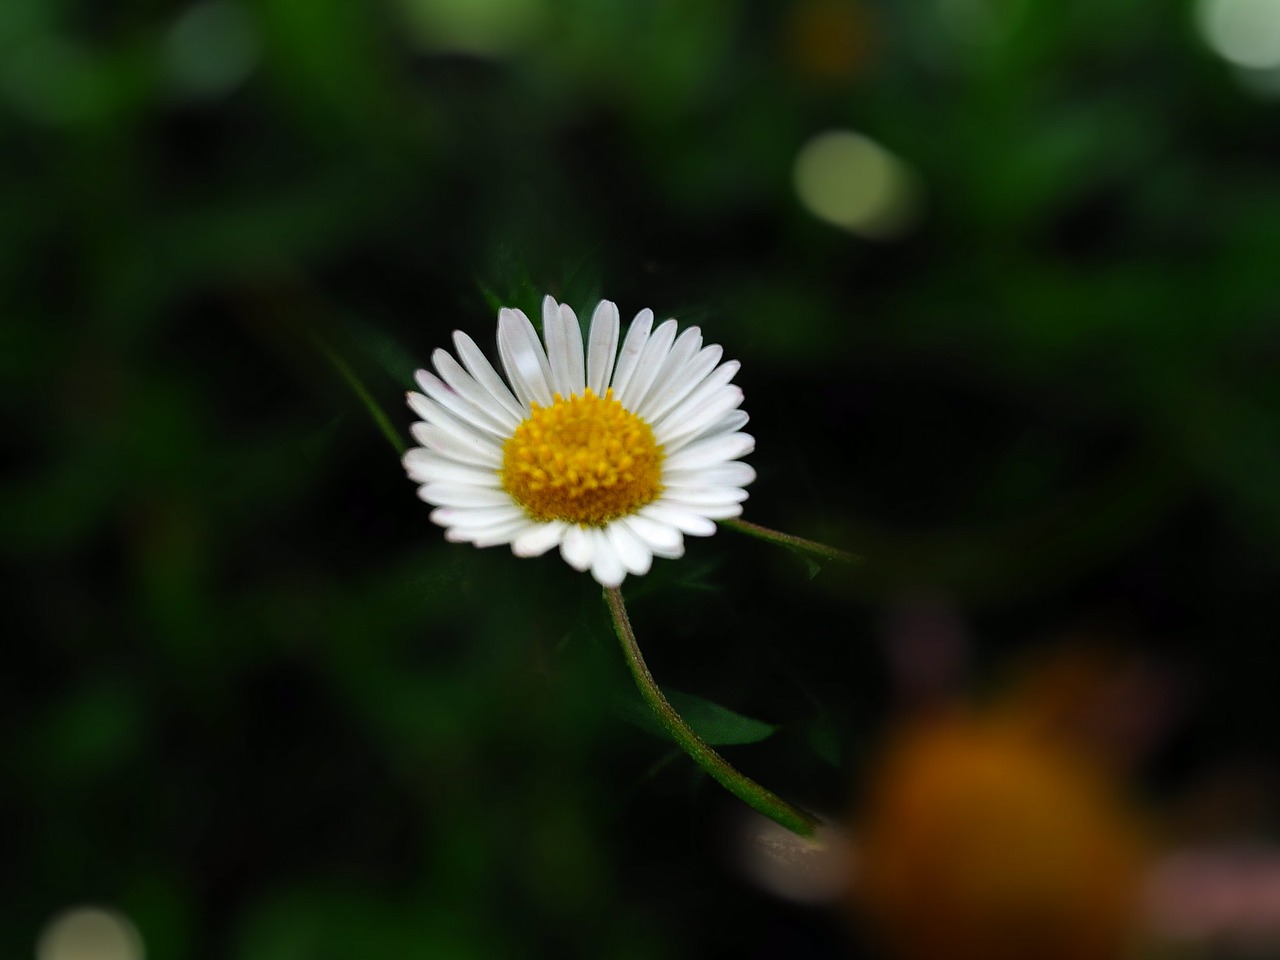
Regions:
[[660, 358, 740, 422], [541, 297, 567, 393], [469, 518, 537, 547], [560, 524, 594, 571], [617, 318, 678, 411], [403, 449, 502, 487], [512, 521, 568, 557], [442, 514, 530, 544], [634, 326, 702, 421], [589, 528, 626, 587], [665, 461, 756, 488], [406, 388, 440, 425], [410, 422, 502, 469], [638, 343, 724, 424], [429, 504, 525, 528], [452, 330, 525, 421], [606, 521, 652, 576], [405, 389, 469, 434], [431, 351, 521, 431], [542, 296, 581, 398], [560, 302, 586, 395], [638, 502, 717, 537], [411, 372, 510, 440], [706, 409, 750, 436], [657, 386, 744, 451], [665, 500, 743, 520], [419, 483, 514, 509], [663, 432, 755, 472], [586, 300, 620, 395], [608, 308, 653, 399], [620, 514, 684, 559], [497, 307, 553, 408], [409, 395, 503, 458], [660, 485, 750, 505], [652, 361, 741, 441]]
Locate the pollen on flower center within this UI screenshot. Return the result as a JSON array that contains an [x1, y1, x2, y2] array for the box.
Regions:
[[501, 388, 664, 525]]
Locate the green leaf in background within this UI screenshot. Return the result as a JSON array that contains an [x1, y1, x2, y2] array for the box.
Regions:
[[616, 688, 778, 747]]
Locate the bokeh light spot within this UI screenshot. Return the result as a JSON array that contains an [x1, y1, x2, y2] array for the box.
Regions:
[[36, 907, 145, 960], [396, 0, 546, 56], [793, 130, 921, 238], [1198, 0, 1280, 69], [164, 1, 260, 98], [856, 712, 1146, 960]]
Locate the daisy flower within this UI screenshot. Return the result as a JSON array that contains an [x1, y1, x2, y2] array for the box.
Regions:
[[402, 295, 755, 587]]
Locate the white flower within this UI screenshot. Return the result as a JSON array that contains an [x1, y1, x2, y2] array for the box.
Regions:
[[403, 295, 755, 587]]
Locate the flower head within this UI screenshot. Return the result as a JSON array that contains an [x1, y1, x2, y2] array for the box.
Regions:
[[403, 296, 755, 586]]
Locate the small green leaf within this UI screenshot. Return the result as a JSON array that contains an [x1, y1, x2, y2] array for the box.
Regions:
[[616, 688, 778, 746]]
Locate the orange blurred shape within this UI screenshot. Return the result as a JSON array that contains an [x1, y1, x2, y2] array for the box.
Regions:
[[854, 709, 1147, 960], [782, 0, 876, 84]]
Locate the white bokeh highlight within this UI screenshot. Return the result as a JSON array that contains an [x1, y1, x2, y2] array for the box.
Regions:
[[36, 907, 144, 960], [1198, 0, 1280, 69], [793, 130, 922, 239]]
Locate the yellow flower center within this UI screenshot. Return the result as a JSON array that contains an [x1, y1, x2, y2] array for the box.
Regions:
[[501, 389, 664, 525]]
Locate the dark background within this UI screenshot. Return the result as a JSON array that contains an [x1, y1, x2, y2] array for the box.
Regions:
[[6, 0, 1280, 957]]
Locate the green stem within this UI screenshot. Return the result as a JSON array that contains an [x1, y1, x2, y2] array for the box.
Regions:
[[720, 518, 860, 565], [605, 587, 820, 838]]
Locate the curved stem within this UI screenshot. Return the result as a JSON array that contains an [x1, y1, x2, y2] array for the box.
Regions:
[[720, 517, 860, 565], [605, 587, 820, 838]]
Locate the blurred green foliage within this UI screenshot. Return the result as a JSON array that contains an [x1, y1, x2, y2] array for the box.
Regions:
[[5, 0, 1280, 957]]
